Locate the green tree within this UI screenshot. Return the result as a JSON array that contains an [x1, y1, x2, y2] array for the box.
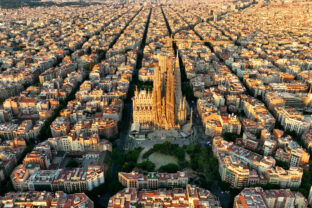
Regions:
[[136, 160, 155, 172], [142, 141, 185, 160], [220, 181, 231, 190], [5, 181, 14, 192], [158, 163, 179, 173], [223, 132, 240, 142], [66, 159, 79, 168]]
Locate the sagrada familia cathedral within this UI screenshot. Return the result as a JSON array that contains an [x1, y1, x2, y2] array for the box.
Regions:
[[132, 54, 188, 130]]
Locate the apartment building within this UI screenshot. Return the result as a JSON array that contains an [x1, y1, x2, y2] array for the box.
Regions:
[[108, 184, 221, 208], [11, 165, 105, 193], [0, 191, 94, 208], [118, 171, 189, 189], [234, 187, 308, 208]]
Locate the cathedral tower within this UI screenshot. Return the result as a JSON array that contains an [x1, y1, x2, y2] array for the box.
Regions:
[[133, 53, 188, 130]]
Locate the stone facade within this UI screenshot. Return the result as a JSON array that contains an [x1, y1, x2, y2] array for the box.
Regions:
[[133, 54, 188, 130]]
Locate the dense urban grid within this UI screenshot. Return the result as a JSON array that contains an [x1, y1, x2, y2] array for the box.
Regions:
[[0, 0, 312, 207]]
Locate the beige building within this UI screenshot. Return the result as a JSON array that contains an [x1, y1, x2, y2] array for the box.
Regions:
[[132, 54, 188, 130], [118, 171, 188, 189], [0, 191, 94, 208], [47, 133, 112, 152], [234, 187, 308, 208], [266, 166, 303, 188]]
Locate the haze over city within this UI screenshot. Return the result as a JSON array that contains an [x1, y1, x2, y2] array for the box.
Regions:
[[0, 0, 311, 207]]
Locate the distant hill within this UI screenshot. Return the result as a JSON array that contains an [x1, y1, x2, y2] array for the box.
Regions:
[[0, 0, 51, 9], [0, 0, 98, 9]]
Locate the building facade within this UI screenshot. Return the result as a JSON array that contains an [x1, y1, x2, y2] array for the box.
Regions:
[[108, 184, 221, 208], [0, 191, 94, 208], [234, 187, 308, 208], [132, 54, 188, 130], [118, 171, 188, 189]]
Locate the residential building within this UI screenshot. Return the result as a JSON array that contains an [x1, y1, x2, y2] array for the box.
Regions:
[[118, 171, 188, 189]]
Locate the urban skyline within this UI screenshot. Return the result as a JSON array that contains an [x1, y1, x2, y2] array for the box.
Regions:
[[0, 0, 311, 207]]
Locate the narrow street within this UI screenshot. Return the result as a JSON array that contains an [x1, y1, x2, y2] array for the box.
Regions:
[[99, 7, 152, 207]]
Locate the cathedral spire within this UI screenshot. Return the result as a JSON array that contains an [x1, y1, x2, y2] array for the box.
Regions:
[[190, 108, 193, 128], [132, 55, 188, 130], [135, 85, 138, 96], [183, 96, 186, 108], [175, 50, 180, 69], [179, 99, 182, 110]]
